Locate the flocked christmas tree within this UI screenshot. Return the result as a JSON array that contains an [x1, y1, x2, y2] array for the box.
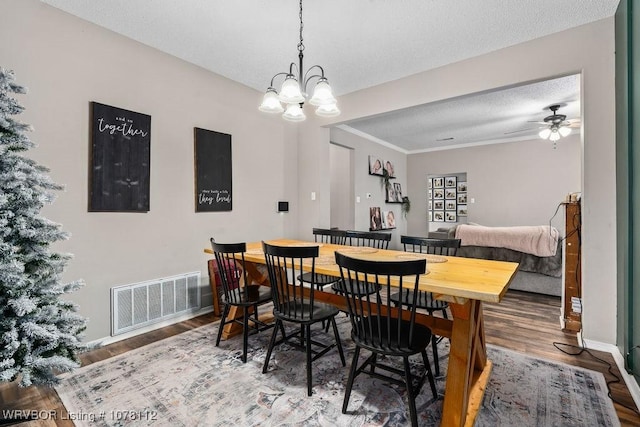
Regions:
[[0, 68, 87, 386]]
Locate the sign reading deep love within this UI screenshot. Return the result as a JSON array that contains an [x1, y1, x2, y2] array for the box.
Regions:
[[194, 128, 232, 212], [89, 102, 151, 212]]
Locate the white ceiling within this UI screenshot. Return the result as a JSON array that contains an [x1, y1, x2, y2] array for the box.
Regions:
[[40, 0, 618, 152]]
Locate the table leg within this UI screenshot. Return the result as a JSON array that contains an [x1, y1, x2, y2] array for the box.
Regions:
[[440, 299, 491, 427]]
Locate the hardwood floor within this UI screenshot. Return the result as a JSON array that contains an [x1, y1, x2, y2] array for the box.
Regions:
[[1, 290, 639, 426]]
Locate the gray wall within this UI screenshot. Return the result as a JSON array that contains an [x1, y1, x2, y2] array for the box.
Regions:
[[409, 135, 582, 235], [329, 143, 355, 230], [1, 0, 299, 341], [329, 127, 407, 249]]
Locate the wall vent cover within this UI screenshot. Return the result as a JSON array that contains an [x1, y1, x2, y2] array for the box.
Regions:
[[111, 271, 200, 336]]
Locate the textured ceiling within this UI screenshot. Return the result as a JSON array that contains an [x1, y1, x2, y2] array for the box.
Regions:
[[40, 0, 617, 151], [342, 74, 581, 152]]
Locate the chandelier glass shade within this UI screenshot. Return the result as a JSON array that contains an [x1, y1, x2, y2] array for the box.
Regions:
[[258, 0, 340, 121]]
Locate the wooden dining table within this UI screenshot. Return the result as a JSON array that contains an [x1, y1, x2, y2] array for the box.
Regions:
[[204, 238, 518, 427]]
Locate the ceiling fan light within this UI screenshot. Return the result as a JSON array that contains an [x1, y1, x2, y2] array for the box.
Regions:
[[258, 88, 284, 113], [309, 78, 336, 106], [315, 102, 341, 117], [549, 131, 561, 142], [278, 75, 305, 104], [282, 103, 306, 122], [539, 128, 552, 139], [558, 126, 572, 137]]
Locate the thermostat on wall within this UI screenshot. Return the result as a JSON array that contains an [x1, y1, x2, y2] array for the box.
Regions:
[[277, 201, 289, 212]]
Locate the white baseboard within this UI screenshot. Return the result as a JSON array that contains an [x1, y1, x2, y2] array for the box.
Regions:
[[584, 338, 640, 411], [85, 306, 214, 348]]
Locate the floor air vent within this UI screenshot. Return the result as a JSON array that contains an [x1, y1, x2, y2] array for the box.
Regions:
[[111, 271, 201, 336]]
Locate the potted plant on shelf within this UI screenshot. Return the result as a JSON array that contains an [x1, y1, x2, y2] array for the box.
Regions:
[[380, 168, 391, 191], [401, 196, 411, 218]]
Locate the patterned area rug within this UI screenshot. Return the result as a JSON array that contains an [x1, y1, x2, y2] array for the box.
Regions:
[[55, 317, 620, 426]]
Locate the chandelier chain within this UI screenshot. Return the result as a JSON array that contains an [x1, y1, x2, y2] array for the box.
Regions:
[[297, 0, 305, 53]]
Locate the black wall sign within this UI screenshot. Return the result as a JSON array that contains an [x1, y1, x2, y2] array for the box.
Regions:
[[194, 128, 232, 212], [89, 102, 151, 212]]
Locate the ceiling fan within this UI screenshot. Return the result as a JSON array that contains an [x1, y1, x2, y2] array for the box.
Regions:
[[505, 103, 581, 142]]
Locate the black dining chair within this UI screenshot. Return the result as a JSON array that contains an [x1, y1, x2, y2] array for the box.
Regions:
[[330, 230, 391, 296], [298, 228, 347, 289], [345, 230, 391, 249], [311, 227, 347, 245], [262, 242, 346, 396], [389, 235, 461, 376], [210, 239, 275, 363], [334, 252, 438, 427]]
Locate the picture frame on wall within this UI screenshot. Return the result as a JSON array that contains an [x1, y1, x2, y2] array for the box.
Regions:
[[434, 200, 444, 210], [89, 102, 151, 212], [369, 156, 383, 176], [433, 177, 444, 188], [383, 160, 396, 178], [433, 189, 445, 199], [428, 189, 433, 199], [370, 206, 383, 230], [385, 185, 396, 203], [428, 178, 433, 188], [428, 200, 433, 210], [433, 211, 445, 222], [393, 182, 403, 202], [383, 210, 397, 228], [445, 176, 457, 188], [457, 205, 468, 216], [457, 193, 467, 204], [445, 200, 457, 211], [457, 181, 467, 192], [428, 211, 433, 222], [445, 188, 457, 200], [445, 211, 457, 222]]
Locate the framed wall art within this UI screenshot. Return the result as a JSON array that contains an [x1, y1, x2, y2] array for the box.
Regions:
[[89, 102, 151, 212], [370, 206, 383, 230], [369, 156, 383, 176], [194, 128, 232, 212], [427, 173, 467, 224]]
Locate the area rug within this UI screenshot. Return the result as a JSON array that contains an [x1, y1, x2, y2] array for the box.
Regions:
[[55, 317, 620, 426]]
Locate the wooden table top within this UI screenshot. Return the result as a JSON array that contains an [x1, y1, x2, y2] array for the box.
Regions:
[[206, 239, 518, 304]]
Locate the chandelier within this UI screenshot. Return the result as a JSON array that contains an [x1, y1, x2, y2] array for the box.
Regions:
[[258, 0, 340, 122]]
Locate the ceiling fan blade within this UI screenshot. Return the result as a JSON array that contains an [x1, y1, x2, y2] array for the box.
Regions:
[[527, 121, 548, 125], [504, 128, 537, 135]]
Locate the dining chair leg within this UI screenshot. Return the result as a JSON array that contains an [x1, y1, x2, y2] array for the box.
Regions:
[[431, 334, 440, 377], [262, 319, 281, 374], [421, 349, 438, 398], [342, 346, 361, 413], [215, 303, 230, 347], [305, 324, 313, 396], [242, 308, 250, 363], [330, 317, 346, 366], [427, 308, 442, 377], [403, 356, 418, 427]]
